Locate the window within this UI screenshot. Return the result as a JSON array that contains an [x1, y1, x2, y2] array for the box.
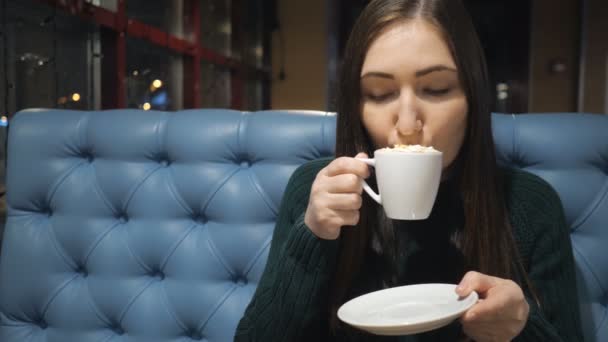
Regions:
[[0, 0, 271, 115]]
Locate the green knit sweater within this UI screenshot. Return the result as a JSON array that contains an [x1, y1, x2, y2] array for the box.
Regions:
[[235, 158, 583, 341]]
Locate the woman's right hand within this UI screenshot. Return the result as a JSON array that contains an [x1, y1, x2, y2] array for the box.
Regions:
[[304, 153, 371, 240]]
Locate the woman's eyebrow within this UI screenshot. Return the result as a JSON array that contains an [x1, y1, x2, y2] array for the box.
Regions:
[[360, 65, 457, 80], [360, 72, 394, 80], [415, 65, 457, 77]]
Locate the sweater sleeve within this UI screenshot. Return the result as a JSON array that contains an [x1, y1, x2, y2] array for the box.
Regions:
[[234, 158, 338, 342], [508, 170, 584, 342]]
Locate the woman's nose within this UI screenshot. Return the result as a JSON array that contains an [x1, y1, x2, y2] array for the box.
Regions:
[[395, 95, 422, 136]]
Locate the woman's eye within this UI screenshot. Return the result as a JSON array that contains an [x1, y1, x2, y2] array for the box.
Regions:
[[365, 93, 395, 103], [424, 88, 451, 96]]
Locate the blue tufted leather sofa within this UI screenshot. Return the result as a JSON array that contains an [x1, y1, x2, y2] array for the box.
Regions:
[[0, 109, 605, 342]]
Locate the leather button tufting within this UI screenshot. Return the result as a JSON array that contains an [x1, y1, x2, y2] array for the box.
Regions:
[[38, 319, 48, 329], [240, 161, 251, 168], [117, 215, 128, 224], [83, 153, 94, 163], [160, 159, 170, 167], [189, 330, 203, 340], [76, 265, 88, 278], [151, 270, 165, 281], [194, 214, 208, 225], [113, 325, 124, 335], [235, 276, 248, 287]]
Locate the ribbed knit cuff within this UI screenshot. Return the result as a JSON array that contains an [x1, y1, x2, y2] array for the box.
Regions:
[[514, 296, 562, 341], [283, 214, 339, 273]]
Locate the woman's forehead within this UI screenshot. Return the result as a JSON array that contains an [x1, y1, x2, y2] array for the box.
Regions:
[[361, 19, 456, 76]]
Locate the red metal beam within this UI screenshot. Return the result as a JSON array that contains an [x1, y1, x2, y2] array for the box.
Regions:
[[99, 0, 125, 108], [126, 20, 194, 55]]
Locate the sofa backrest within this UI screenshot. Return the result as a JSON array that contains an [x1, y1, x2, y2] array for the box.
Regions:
[[0, 110, 605, 341], [0, 109, 336, 342], [493, 113, 608, 342]]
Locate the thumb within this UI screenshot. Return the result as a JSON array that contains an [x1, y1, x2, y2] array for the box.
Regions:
[[354, 152, 369, 159], [457, 271, 499, 297]]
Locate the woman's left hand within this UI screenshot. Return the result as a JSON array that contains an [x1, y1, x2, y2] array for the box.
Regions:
[[456, 271, 530, 342]]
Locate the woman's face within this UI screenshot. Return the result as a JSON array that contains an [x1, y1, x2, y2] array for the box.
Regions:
[[360, 19, 468, 169]]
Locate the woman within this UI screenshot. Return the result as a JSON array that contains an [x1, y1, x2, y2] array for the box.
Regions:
[[235, 0, 583, 341]]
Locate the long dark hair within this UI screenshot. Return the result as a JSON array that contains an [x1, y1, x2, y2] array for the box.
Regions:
[[331, 0, 533, 333]]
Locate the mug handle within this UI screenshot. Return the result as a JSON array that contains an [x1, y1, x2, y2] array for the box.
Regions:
[[355, 157, 382, 204]]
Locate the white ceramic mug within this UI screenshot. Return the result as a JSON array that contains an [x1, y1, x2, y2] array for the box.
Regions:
[[357, 149, 443, 220]]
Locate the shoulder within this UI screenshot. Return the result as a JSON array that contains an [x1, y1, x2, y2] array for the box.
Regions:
[[501, 167, 569, 258], [502, 167, 564, 217]]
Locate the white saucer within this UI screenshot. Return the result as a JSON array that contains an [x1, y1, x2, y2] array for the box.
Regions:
[[337, 283, 478, 336]]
